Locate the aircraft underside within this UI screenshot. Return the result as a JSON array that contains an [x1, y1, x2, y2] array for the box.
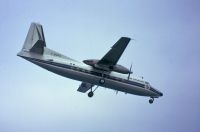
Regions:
[[17, 22, 163, 104]]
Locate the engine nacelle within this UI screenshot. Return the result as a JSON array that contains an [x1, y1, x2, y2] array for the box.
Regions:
[[83, 59, 132, 74], [83, 59, 99, 67], [112, 64, 132, 74]]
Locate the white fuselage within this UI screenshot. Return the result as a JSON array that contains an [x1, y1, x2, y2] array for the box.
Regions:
[[18, 48, 162, 98]]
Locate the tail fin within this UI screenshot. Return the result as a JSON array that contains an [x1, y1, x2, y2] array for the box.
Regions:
[[22, 23, 46, 54]]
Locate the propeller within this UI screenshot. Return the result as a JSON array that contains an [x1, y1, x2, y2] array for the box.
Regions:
[[128, 64, 132, 80]]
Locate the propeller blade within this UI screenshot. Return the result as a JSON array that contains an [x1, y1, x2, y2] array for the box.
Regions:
[[128, 64, 132, 80]]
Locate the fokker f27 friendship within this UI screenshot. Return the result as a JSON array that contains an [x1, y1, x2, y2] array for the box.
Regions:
[[17, 23, 163, 104]]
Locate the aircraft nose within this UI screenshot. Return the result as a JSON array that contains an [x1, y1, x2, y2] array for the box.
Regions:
[[150, 86, 163, 97]]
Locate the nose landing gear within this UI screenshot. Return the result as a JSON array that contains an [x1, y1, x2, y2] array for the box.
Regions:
[[149, 98, 154, 104]]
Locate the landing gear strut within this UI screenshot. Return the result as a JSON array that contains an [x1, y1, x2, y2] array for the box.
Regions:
[[149, 98, 154, 104], [87, 86, 99, 98], [88, 78, 105, 97]]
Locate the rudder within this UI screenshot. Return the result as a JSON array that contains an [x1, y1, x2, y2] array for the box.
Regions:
[[22, 23, 46, 54]]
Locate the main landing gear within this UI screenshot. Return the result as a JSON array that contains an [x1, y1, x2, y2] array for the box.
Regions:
[[88, 78, 105, 98], [149, 98, 154, 104], [88, 91, 94, 97], [88, 85, 99, 98]]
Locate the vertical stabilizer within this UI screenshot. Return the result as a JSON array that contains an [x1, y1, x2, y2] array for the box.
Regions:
[[22, 23, 46, 54]]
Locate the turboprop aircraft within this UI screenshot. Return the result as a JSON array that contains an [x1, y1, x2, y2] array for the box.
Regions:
[[17, 23, 163, 104]]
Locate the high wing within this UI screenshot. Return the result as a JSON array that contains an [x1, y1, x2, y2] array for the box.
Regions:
[[97, 37, 131, 66], [77, 82, 94, 93]]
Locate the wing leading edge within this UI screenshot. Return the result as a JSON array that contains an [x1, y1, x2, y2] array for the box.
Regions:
[[97, 37, 131, 66]]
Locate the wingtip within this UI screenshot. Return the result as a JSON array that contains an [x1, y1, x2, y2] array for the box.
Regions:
[[121, 37, 136, 41], [121, 37, 131, 40]]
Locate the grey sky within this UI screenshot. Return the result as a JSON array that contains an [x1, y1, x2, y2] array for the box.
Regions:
[[0, 0, 200, 132]]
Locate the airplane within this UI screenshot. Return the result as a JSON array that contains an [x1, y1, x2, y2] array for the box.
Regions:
[[17, 23, 163, 104]]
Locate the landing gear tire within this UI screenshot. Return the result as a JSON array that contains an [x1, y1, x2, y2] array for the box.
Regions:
[[99, 78, 105, 85], [149, 98, 154, 104], [88, 91, 94, 98]]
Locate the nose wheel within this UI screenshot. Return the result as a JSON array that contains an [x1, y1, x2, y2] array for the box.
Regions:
[[149, 98, 154, 104]]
